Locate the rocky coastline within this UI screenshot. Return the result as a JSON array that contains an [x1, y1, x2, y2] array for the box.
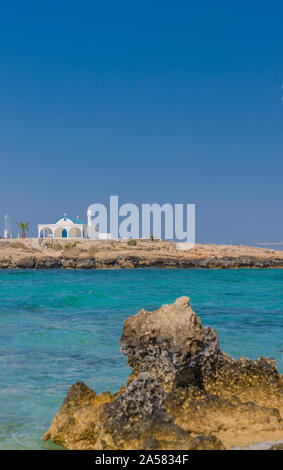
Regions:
[[43, 297, 283, 450], [0, 239, 283, 269]]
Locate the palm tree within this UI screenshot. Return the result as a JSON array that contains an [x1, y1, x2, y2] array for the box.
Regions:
[[16, 222, 30, 239]]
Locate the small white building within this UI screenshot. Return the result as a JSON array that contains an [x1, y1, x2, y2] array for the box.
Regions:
[[38, 214, 112, 240], [38, 216, 87, 239]]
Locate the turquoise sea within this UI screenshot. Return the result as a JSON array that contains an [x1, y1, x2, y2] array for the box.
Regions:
[[0, 268, 282, 450]]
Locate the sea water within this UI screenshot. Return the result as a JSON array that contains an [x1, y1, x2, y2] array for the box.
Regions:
[[0, 268, 282, 450]]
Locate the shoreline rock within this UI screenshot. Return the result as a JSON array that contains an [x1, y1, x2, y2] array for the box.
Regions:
[[43, 296, 283, 450], [1, 239, 283, 269]]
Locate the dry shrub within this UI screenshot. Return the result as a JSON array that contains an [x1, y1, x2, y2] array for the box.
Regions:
[[127, 239, 137, 246], [9, 242, 30, 250]]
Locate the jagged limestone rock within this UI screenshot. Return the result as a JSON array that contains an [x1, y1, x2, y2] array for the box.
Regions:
[[121, 297, 205, 391], [44, 296, 283, 450], [43, 373, 223, 450]]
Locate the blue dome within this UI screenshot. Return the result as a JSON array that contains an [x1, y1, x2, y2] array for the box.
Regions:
[[56, 217, 85, 225]]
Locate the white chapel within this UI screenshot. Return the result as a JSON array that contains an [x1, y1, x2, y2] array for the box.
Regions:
[[38, 213, 112, 240]]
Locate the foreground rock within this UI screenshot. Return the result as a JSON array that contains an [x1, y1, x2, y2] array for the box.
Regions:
[[44, 373, 223, 450], [121, 297, 205, 392], [44, 297, 283, 450]]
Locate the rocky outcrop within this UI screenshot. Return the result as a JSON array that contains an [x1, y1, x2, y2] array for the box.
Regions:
[[44, 297, 283, 450], [43, 373, 223, 450], [121, 297, 205, 391]]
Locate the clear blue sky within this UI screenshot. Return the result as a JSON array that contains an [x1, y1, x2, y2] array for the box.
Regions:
[[0, 1, 282, 243]]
